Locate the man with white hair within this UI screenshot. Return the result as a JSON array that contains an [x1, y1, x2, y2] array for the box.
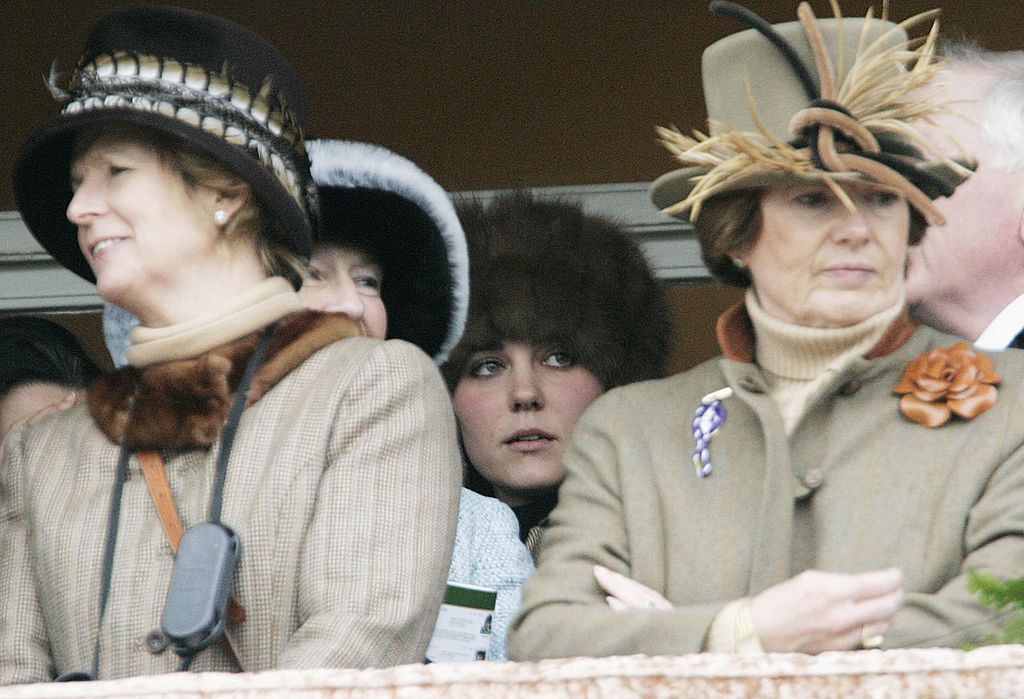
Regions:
[[906, 44, 1024, 349]]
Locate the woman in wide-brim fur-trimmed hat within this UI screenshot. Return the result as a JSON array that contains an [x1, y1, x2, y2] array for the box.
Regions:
[[512, 2, 1024, 662], [2, 5, 459, 682], [297, 139, 531, 662], [301, 139, 469, 364], [442, 190, 670, 558]]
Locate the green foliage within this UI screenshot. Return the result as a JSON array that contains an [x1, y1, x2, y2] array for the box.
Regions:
[[965, 571, 1024, 646]]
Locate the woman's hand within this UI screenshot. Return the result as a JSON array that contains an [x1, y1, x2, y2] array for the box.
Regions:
[[750, 568, 903, 653], [594, 564, 673, 611]]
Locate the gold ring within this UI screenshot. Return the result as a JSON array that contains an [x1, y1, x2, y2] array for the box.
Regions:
[[860, 625, 884, 649]]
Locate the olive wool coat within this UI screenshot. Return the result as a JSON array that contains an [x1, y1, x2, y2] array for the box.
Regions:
[[510, 307, 1024, 659], [0, 312, 461, 683]]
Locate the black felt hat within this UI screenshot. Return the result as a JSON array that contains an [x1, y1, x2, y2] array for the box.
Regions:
[[308, 139, 468, 364], [13, 3, 316, 282]]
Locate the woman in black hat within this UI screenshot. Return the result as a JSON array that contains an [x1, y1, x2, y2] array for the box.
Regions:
[[299, 138, 533, 662], [511, 3, 1024, 660], [0, 6, 459, 683]]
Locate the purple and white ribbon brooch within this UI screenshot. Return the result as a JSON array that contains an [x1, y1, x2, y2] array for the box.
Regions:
[[691, 387, 733, 478]]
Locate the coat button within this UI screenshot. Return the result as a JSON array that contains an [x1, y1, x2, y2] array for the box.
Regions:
[[145, 629, 169, 655], [738, 376, 763, 393], [839, 381, 862, 396], [803, 468, 825, 490]]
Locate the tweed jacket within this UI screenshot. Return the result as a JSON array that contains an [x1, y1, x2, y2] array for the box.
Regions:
[[446, 489, 534, 661], [0, 316, 460, 683], [509, 310, 1024, 660]]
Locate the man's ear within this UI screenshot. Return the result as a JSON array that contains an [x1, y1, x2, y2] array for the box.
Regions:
[[1016, 195, 1024, 248]]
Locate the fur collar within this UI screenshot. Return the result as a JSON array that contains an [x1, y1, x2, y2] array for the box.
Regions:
[[89, 310, 359, 450]]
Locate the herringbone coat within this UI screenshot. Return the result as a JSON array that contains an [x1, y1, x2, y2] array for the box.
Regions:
[[0, 319, 460, 684]]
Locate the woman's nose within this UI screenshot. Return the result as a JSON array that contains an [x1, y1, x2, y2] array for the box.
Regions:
[[326, 278, 367, 320], [67, 179, 104, 225], [509, 366, 543, 411], [832, 208, 871, 245]]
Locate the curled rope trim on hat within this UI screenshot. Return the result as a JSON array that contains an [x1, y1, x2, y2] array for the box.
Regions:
[[790, 3, 947, 226], [658, 3, 965, 223]]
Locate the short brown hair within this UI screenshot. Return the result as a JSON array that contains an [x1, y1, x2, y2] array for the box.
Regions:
[[695, 188, 927, 288]]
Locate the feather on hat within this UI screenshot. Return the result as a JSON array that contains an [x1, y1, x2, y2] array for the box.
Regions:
[[650, 1, 974, 223]]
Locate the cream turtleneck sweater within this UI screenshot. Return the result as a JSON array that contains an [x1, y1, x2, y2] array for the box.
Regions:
[[126, 277, 302, 367], [744, 288, 905, 433]]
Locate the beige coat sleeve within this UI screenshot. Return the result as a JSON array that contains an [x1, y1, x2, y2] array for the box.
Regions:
[[0, 425, 55, 684], [276, 340, 461, 669], [887, 439, 1024, 649], [508, 390, 725, 661]]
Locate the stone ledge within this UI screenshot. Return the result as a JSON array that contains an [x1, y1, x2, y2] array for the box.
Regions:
[[2, 646, 1023, 698]]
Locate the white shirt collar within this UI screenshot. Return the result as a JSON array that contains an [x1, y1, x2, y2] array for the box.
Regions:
[[974, 292, 1024, 350]]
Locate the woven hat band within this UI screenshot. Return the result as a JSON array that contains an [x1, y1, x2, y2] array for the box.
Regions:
[[53, 51, 309, 219]]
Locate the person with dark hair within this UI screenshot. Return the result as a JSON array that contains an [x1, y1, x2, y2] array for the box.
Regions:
[[0, 316, 101, 442], [299, 138, 532, 662], [442, 191, 670, 557], [1, 5, 458, 683], [511, 3, 1024, 660]]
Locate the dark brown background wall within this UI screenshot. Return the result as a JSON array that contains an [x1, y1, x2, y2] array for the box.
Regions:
[[2, 1, 1014, 370], [2, 1, 1011, 207]]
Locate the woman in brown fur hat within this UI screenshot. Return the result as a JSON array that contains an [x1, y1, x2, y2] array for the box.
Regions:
[[512, 1, 1024, 660], [443, 190, 670, 558]]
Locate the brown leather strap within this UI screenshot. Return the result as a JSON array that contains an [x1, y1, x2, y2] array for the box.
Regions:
[[137, 449, 249, 670], [138, 451, 184, 549]]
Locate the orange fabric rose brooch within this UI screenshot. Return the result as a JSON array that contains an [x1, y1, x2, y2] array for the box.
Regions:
[[894, 343, 1002, 427]]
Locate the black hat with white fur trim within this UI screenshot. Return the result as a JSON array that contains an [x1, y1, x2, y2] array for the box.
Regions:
[[13, 4, 316, 282], [308, 139, 469, 364]]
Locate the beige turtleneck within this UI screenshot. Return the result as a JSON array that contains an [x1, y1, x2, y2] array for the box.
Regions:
[[744, 289, 904, 433], [126, 277, 302, 367]]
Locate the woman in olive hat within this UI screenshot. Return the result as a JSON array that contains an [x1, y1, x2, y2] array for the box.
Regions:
[[512, 2, 1024, 659], [1, 5, 458, 682]]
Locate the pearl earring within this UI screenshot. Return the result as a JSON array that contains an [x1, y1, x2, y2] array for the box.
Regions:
[[731, 257, 746, 269], [214, 210, 229, 226]]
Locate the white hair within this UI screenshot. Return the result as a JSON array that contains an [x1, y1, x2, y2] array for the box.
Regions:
[[943, 41, 1024, 171]]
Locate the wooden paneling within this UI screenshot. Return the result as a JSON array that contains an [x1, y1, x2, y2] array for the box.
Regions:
[[1, 1, 1016, 209]]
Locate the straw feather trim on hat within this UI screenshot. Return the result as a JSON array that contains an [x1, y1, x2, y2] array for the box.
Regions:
[[309, 139, 469, 364], [13, 4, 316, 282], [650, 1, 974, 224]]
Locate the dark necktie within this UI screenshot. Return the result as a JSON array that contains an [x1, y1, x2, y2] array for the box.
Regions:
[[1009, 328, 1024, 350]]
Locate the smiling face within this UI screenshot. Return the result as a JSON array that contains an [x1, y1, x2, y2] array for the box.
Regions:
[[299, 244, 388, 340], [66, 130, 235, 322], [452, 341, 604, 507], [735, 183, 911, 328]]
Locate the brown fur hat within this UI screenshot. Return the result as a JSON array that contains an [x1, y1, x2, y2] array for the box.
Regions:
[[442, 190, 669, 390]]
